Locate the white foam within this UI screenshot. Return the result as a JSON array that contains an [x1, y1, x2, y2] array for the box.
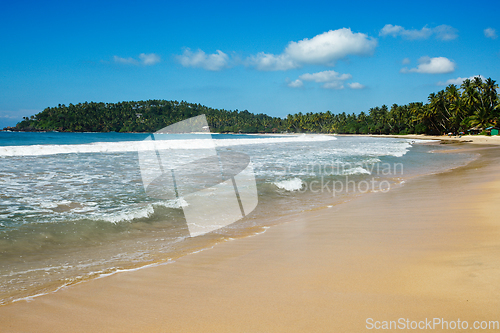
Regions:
[[362, 157, 382, 164], [2, 265, 72, 277], [342, 167, 371, 175], [350, 144, 410, 158], [39, 201, 59, 209], [72, 206, 98, 213], [153, 198, 189, 209], [0, 135, 337, 157], [93, 204, 155, 224], [273, 178, 304, 191], [406, 139, 437, 144], [90, 198, 190, 224]]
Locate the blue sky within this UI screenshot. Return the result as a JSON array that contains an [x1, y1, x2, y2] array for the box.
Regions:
[[1, 0, 499, 128]]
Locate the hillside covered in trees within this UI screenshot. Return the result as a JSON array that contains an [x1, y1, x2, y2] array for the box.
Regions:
[[12, 101, 284, 134], [9, 77, 500, 135]]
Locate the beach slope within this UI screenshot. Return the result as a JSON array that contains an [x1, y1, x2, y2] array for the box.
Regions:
[[1, 145, 500, 332]]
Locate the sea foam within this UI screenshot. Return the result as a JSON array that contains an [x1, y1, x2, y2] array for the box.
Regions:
[[0, 135, 337, 157], [273, 178, 304, 191], [342, 167, 371, 175]]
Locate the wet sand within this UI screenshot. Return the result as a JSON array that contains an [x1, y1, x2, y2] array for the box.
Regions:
[[1, 144, 500, 332]]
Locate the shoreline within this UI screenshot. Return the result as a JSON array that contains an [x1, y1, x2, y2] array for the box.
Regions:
[[343, 133, 500, 145], [0, 134, 420, 305], [0, 142, 499, 331], [4, 129, 500, 145]]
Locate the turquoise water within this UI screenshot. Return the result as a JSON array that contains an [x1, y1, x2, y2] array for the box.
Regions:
[[0, 132, 476, 304], [0, 131, 273, 146]]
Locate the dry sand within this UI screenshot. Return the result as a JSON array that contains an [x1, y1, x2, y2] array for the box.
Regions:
[[1, 144, 500, 332], [370, 133, 500, 145]]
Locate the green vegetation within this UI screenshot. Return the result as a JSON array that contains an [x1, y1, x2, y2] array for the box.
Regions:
[[285, 77, 499, 134], [12, 100, 285, 133], [10, 77, 500, 135]]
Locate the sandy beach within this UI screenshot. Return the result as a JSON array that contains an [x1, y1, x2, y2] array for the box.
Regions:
[[370, 134, 500, 145], [1, 142, 500, 332]]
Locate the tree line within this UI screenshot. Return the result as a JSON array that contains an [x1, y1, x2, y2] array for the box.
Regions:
[[285, 77, 498, 134], [9, 77, 499, 135], [11, 100, 285, 133]]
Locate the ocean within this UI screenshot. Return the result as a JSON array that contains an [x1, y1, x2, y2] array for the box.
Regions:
[[0, 131, 476, 304]]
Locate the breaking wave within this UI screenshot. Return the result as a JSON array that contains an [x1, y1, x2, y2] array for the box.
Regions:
[[273, 178, 304, 191], [0, 135, 337, 157]]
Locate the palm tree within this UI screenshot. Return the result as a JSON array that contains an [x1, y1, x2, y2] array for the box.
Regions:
[[444, 84, 465, 131], [469, 106, 494, 129], [427, 93, 447, 133]]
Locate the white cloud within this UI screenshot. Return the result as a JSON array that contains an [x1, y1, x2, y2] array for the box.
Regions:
[[299, 70, 351, 83], [484, 28, 497, 39], [285, 28, 377, 66], [380, 24, 432, 39], [176, 49, 229, 71], [380, 24, 458, 40], [433, 25, 459, 41], [0, 109, 41, 124], [289, 70, 364, 90], [248, 28, 377, 71], [113, 53, 161, 66], [379, 24, 405, 37], [287, 79, 304, 88], [402, 58, 411, 65], [177, 28, 376, 72], [437, 75, 486, 86], [401, 56, 455, 74], [248, 53, 298, 71], [292, 70, 356, 89], [348, 82, 365, 89], [139, 53, 161, 65], [322, 81, 345, 89], [114, 56, 138, 65]]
